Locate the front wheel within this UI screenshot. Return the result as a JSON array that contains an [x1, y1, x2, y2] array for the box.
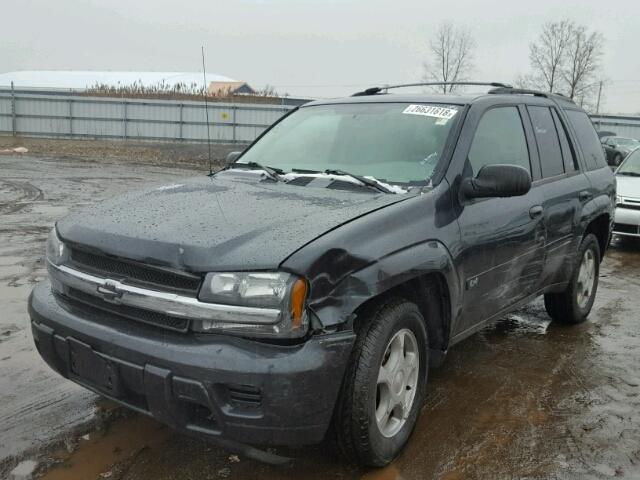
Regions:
[[544, 234, 600, 324], [333, 299, 428, 467]]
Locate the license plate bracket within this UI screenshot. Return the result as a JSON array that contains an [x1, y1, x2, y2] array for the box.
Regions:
[[68, 338, 120, 395]]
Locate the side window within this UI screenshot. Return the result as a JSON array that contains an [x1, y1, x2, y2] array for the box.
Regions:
[[551, 109, 578, 172], [468, 107, 531, 176], [529, 106, 564, 178], [565, 110, 608, 170]]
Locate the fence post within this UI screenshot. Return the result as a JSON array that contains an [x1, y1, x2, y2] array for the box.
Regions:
[[232, 106, 237, 143], [68, 99, 73, 137], [122, 100, 128, 140], [179, 103, 183, 141], [10, 81, 16, 136]]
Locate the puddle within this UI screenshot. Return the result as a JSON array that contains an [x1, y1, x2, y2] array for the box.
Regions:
[[41, 414, 170, 480]]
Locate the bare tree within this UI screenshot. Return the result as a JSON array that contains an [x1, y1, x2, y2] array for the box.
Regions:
[[423, 22, 475, 93], [529, 20, 573, 92], [562, 26, 603, 103], [526, 20, 603, 108], [513, 73, 536, 89]]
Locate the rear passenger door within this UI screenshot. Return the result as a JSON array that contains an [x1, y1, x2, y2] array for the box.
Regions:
[[526, 105, 590, 287], [456, 105, 546, 331], [564, 110, 616, 219]]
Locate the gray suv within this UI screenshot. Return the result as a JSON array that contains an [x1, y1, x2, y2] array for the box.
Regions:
[[29, 82, 615, 466]]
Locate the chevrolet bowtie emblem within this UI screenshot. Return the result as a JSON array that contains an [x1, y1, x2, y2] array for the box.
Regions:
[[96, 280, 124, 303]]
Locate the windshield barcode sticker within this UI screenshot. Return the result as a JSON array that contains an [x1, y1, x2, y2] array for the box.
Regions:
[[403, 105, 458, 119]]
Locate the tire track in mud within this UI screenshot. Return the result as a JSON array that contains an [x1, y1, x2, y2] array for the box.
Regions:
[[0, 180, 44, 214]]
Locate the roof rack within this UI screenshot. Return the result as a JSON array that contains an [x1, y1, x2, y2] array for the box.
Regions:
[[488, 87, 576, 104], [352, 82, 513, 97]]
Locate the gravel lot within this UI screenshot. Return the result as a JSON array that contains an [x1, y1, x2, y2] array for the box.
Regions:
[[1, 152, 639, 479]]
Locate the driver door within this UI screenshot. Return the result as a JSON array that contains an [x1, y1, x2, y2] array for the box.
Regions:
[[456, 106, 546, 332]]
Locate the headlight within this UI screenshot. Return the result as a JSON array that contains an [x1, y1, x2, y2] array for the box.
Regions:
[[46, 228, 68, 265], [616, 195, 622, 205], [195, 272, 309, 338]]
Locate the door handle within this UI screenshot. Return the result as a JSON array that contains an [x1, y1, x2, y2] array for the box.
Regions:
[[529, 205, 543, 219], [579, 190, 592, 201]]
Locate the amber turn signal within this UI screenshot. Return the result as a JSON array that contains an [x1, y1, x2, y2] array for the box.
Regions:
[[290, 278, 308, 329]]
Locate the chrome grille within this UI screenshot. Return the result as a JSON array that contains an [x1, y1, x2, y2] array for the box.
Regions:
[[63, 287, 190, 332], [68, 247, 201, 296]]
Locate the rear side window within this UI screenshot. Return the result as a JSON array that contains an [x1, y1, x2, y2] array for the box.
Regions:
[[551, 109, 577, 172], [529, 106, 564, 178], [565, 110, 607, 170], [468, 107, 531, 176]]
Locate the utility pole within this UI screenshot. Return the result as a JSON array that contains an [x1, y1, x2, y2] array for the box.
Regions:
[[595, 81, 603, 115]]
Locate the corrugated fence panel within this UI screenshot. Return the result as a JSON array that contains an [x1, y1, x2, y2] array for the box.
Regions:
[[16, 97, 68, 117], [127, 103, 180, 121], [0, 89, 295, 142], [235, 107, 289, 127], [17, 116, 69, 135], [72, 100, 124, 119], [0, 117, 11, 132], [0, 97, 12, 115], [181, 104, 210, 123], [126, 120, 181, 140], [72, 119, 123, 137]]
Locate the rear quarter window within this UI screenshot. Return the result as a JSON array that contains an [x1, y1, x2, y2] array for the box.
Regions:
[[565, 110, 608, 171]]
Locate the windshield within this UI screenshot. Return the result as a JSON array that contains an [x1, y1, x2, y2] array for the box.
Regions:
[[618, 149, 640, 175], [237, 102, 462, 185]]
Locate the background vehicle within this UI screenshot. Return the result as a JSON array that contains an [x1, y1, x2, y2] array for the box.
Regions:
[[613, 148, 640, 239], [29, 82, 615, 467], [601, 136, 640, 166]]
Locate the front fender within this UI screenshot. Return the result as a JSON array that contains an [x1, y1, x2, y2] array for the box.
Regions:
[[306, 240, 461, 334]]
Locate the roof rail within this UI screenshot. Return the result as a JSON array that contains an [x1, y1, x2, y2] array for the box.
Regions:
[[488, 87, 576, 104], [352, 82, 513, 97]]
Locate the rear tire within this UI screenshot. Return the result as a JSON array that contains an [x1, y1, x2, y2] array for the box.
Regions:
[[333, 298, 428, 467], [544, 234, 600, 324]]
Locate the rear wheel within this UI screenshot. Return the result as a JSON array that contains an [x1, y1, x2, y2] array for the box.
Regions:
[[544, 234, 600, 324], [333, 299, 428, 467]]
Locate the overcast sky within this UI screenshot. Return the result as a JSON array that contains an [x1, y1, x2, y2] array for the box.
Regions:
[[2, 0, 639, 113]]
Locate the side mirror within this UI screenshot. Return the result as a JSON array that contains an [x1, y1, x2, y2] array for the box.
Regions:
[[225, 151, 243, 166], [461, 164, 531, 199]]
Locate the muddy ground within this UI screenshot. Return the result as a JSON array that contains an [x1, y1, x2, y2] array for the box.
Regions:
[[0, 137, 246, 170], [1, 153, 639, 479]]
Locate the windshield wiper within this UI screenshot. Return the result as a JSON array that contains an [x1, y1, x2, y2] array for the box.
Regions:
[[230, 161, 284, 182], [323, 169, 393, 194], [618, 171, 640, 177]]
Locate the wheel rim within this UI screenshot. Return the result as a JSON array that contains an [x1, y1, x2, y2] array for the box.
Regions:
[[375, 328, 419, 438], [576, 248, 596, 309]]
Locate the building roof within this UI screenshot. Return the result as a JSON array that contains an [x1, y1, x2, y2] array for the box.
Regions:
[[208, 81, 255, 96], [0, 71, 237, 90]]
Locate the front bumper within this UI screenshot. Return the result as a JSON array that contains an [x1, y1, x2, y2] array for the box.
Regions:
[[614, 207, 640, 237], [29, 281, 355, 446]]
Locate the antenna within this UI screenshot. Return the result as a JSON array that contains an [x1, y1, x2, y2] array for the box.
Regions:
[[201, 46, 213, 176]]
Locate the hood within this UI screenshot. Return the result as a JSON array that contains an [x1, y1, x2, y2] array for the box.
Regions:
[[616, 174, 640, 199], [57, 171, 413, 272]]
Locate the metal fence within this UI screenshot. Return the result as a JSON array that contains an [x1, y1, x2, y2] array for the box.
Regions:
[[3, 87, 638, 144], [0, 87, 294, 143], [591, 115, 640, 140]]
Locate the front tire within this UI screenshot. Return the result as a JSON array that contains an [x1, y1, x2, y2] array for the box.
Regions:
[[544, 234, 600, 324], [333, 299, 428, 467]]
